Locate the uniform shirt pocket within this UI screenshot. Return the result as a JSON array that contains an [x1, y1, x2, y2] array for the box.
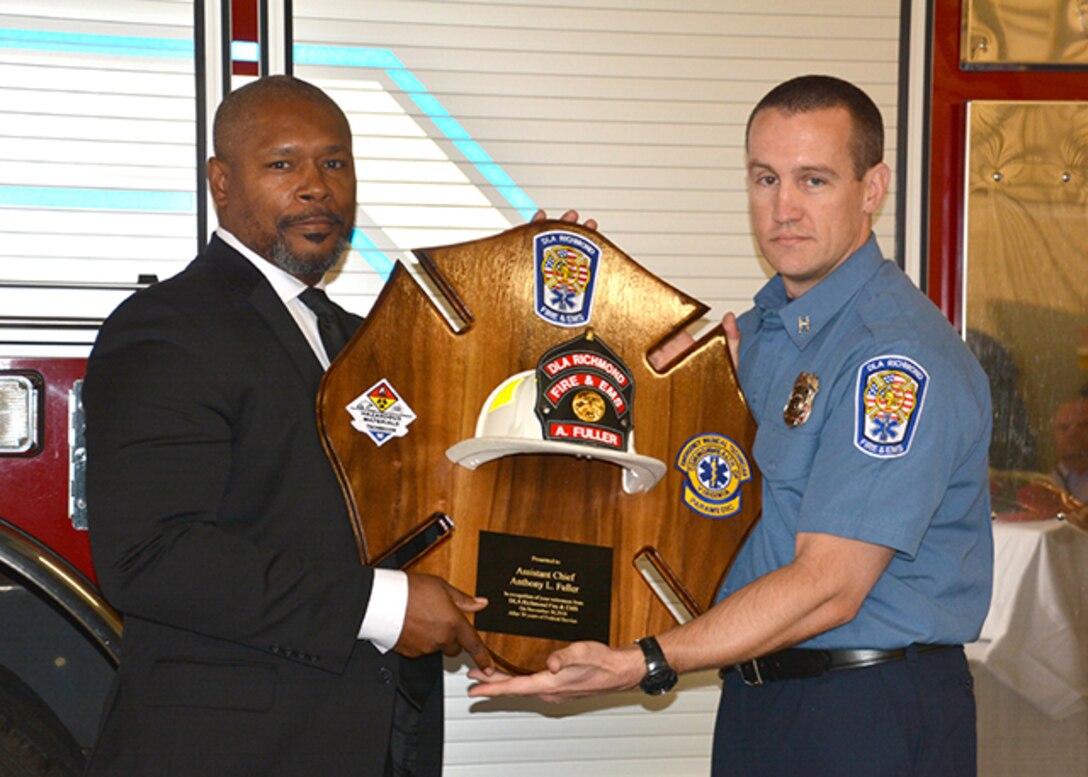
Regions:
[[753, 422, 821, 485]]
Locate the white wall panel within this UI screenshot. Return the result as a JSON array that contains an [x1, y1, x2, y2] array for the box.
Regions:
[[0, 1, 197, 354], [0, 0, 191, 25], [441, 662, 721, 777]]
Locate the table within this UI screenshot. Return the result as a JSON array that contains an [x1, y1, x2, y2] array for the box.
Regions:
[[972, 519, 1088, 719], [968, 519, 1088, 777]]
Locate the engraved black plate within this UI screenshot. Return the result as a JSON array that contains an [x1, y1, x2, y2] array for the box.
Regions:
[[474, 530, 612, 644]]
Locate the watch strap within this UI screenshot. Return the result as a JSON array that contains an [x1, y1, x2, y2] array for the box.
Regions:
[[637, 636, 667, 672], [636, 635, 677, 695]]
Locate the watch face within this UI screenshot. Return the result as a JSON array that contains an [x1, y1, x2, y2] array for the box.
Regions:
[[640, 667, 678, 695]]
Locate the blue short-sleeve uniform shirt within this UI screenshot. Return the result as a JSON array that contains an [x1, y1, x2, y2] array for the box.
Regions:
[[720, 236, 994, 649]]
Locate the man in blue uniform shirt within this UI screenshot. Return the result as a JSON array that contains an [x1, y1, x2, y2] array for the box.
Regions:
[[469, 75, 993, 777]]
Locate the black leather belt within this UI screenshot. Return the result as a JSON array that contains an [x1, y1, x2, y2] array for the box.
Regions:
[[721, 644, 957, 686]]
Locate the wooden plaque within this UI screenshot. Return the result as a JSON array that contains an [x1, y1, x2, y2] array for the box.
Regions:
[[317, 221, 761, 673]]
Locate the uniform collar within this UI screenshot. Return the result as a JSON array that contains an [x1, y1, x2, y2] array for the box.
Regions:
[[753, 234, 886, 349]]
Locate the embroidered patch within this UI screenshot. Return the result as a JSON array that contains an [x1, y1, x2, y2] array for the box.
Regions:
[[674, 433, 752, 519], [854, 355, 929, 458], [533, 230, 602, 327], [346, 379, 417, 447]]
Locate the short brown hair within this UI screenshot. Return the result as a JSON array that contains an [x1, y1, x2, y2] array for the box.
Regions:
[[746, 75, 884, 179]]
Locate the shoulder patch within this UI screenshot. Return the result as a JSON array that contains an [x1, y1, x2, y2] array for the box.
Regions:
[[854, 354, 929, 458]]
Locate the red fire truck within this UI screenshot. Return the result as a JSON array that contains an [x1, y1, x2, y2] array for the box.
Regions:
[[0, 280, 153, 775]]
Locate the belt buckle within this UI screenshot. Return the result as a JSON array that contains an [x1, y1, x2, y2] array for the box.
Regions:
[[736, 659, 764, 687]]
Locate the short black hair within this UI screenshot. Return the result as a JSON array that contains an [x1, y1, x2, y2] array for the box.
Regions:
[[212, 75, 349, 161], [746, 75, 884, 179]]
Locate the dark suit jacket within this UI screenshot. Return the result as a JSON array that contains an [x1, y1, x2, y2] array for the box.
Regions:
[[83, 237, 441, 776]]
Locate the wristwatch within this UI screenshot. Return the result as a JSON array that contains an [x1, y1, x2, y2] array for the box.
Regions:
[[636, 636, 678, 695]]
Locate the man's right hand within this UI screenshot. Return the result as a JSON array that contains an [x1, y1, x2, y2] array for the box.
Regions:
[[395, 573, 493, 672], [648, 311, 741, 371], [722, 311, 740, 369]]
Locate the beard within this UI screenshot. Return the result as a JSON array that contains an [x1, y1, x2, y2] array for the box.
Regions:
[[266, 211, 351, 276], [268, 234, 349, 276]]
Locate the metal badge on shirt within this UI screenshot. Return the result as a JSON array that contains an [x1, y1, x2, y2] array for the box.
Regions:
[[854, 355, 929, 458], [783, 372, 819, 427]]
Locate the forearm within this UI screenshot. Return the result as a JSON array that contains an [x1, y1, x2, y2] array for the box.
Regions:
[[659, 562, 845, 674], [658, 533, 894, 674]]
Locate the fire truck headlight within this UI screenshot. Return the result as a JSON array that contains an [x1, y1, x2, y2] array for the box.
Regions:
[[0, 374, 40, 455]]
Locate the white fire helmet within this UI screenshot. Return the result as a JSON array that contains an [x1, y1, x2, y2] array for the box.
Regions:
[[445, 371, 666, 494]]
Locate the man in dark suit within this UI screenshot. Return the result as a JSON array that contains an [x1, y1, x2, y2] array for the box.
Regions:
[[83, 75, 492, 776]]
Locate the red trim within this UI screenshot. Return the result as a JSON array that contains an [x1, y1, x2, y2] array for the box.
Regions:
[[0, 359, 95, 581], [928, 0, 1087, 328], [231, 0, 259, 76]]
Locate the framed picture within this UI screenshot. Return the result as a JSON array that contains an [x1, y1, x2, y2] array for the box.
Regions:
[[962, 0, 1088, 68]]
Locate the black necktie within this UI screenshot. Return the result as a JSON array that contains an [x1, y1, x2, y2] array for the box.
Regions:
[[299, 287, 352, 360]]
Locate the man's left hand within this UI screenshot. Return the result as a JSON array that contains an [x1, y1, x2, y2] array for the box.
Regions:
[[467, 640, 643, 703], [532, 209, 598, 232]]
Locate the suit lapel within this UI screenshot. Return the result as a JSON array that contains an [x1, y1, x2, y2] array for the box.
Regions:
[[205, 237, 326, 390]]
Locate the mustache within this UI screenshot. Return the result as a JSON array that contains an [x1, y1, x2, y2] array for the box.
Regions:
[[278, 210, 345, 229]]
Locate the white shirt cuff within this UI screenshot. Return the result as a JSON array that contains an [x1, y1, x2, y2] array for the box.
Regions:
[[357, 568, 408, 653]]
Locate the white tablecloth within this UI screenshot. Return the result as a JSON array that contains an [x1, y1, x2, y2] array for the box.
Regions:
[[968, 520, 1088, 777], [971, 519, 1088, 719]]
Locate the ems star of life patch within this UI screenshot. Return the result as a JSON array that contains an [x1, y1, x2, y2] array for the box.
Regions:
[[346, 379, 417, 447], [854, 355, 929, 458], [674, 433, 752, 518]]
